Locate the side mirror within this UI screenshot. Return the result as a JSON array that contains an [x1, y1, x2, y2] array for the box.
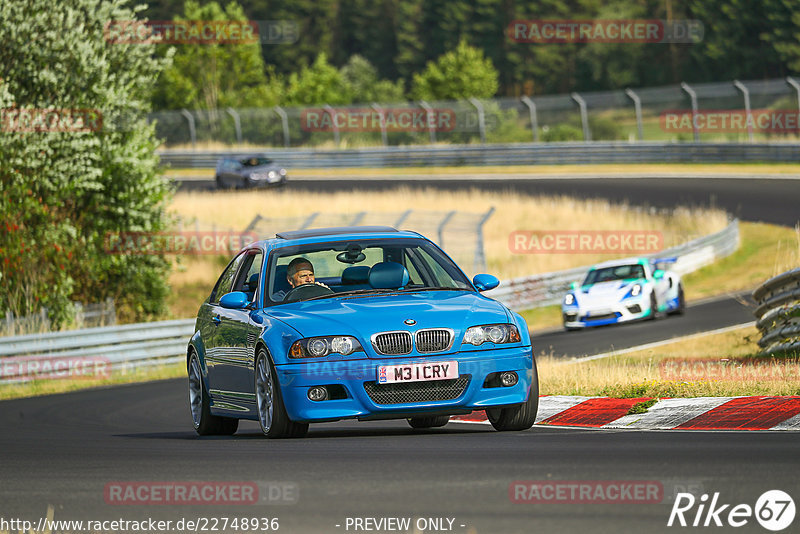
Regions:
[[569, 281, 578, 290], [473, 274, 500, 292], [653, 269, 665, 280], [219, 291, 250, 309]]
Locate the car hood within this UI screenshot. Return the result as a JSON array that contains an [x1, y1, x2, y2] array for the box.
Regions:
[[576, 279, 644, 306], [266, 290, 509, 347]]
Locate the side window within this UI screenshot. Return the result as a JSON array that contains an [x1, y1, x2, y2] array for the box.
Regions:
[[233, 251, 264, 302], [210, 252, 246, 303]]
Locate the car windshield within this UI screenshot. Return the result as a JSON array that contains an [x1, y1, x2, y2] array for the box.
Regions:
[[583, 264, 645, 285], [240, 157, 272, 167], [266, 238, 472, 304]]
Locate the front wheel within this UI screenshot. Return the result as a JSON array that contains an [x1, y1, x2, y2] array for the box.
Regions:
[[407, 415, 450, 429], [255, 349, 308, 439], [486, 361, 539, 432], [188, 353, 238, 436]]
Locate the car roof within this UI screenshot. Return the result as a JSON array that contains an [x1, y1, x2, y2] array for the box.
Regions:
[[251, 226, 424, 249], [589, 257, 647, 269]]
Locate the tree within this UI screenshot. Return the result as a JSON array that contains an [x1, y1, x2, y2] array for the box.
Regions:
[[153, 0, 281, 111], [0, 0, 173, 326], [411, 39, 499, 100], [340, 55, 405, 104], [284, 53, 351, 105]]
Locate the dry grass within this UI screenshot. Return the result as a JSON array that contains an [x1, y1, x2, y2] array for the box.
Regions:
[[169, 187, 727, 274], [537, 325, 800, 397]]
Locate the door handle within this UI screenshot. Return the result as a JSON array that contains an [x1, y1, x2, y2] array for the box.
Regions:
[[212, 315, 221, 325]]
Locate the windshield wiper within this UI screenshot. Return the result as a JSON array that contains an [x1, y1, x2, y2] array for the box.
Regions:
[[395, 286, 471, 293], [304, 288, 396, 301]]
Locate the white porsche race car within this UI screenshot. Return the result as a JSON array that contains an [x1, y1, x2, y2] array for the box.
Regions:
[[561, 258, 685, 331]]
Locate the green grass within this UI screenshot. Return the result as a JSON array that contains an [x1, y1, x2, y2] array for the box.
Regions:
[[627, 399, 658, 415]]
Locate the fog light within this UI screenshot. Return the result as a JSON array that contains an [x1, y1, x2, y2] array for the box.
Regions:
[[307, 386, 328, 401], [500, 371, 518, 387]]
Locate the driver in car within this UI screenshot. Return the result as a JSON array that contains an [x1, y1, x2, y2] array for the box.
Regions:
[[275, 257, 329, 301]]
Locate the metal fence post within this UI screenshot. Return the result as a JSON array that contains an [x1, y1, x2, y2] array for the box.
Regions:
[[680, 82, 700, 142], [520, 96, 539, 142], [273, 106, 290, 147], [180, 109, 196, 147], [437, 211, 456, 248], [300, 212, 319, 229], [570, 92, 591, 141], [625, 88, 644, 141], [468, 97, 487, 143], [787, 77, 800, 135], [226, 108, 242, 144], [394, 210, 412, 227], [733, 80, 753, 142], [323, 104, 340, 146], [371, 103, 388, 147], [418, 100, 437, 144], [474, 206, 495, 273], [349, 212, 366, 225]]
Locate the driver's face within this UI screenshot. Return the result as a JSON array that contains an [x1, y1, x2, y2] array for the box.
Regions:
[[288, 266, 314, 287]]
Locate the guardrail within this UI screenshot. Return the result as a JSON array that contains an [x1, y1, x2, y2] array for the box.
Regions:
[[158, 142, 800, 169], [486, 219, 740, 310], [0, 319, 194, 384], [753, 268, 800, 354]]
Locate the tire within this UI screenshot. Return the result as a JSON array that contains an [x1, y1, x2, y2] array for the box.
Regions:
[[255, 349, 309, 439], [486, 361, 539, 432], [647, 293, 658, 321], [407, 415, 450, 429], [669, 284, 686, 316], [188, 352, 239, 436], [215, 175, 228, 190]]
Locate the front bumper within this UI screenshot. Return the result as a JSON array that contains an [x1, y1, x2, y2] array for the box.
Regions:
[[562, 296, 652, 328], [273, 346, 533, 423]]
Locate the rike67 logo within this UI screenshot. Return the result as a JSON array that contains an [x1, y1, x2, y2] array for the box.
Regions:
[[668, 490, 795, 531]]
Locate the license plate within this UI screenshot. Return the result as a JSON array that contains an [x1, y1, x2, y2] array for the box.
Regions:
[[377, 361, 458, 384]]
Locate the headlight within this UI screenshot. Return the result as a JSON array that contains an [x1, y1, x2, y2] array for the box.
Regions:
[[564, 293, 575, 306], [279, 168, 287, 176], [289, 336, 363, 358], [462, 324, 521, 346]]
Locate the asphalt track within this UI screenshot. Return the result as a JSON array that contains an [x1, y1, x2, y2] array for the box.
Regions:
[[176, 175, 800, 227], [1, 380, 799, 534]]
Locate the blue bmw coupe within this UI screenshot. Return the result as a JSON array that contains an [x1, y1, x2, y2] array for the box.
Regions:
[[187, 226, 537, 438]]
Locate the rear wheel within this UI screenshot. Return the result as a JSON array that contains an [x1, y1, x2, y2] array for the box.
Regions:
[[487, 361, 539, 432], [188, 353, 239, 436], [255, 349, 308, 439], [407, 415, 450, 429], [669, 284, 686, 315]]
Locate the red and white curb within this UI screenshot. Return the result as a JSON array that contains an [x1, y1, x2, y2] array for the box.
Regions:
[[451, 395, 800, 431]]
